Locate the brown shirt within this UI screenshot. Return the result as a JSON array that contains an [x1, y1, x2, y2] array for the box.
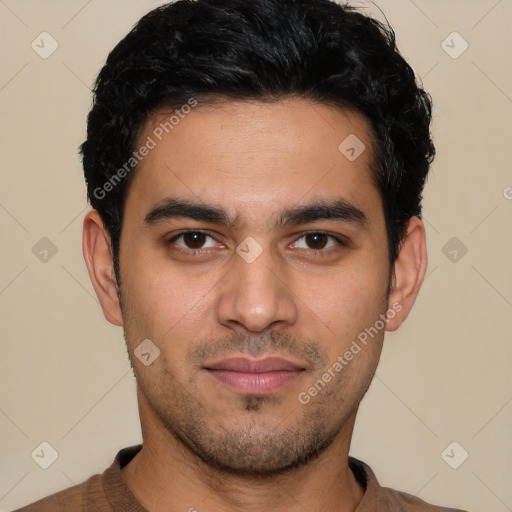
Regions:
[[13, 445, 469, 512]]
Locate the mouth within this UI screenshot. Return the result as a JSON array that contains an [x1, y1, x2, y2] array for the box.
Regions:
[[203, 356, 306, 395]]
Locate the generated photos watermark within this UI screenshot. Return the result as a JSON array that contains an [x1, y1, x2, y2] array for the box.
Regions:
[[93, 97, 198, 200], [298, 301, 403, 405]]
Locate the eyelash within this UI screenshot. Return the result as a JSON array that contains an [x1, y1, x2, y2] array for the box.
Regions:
[[164, 230, 348, 257]]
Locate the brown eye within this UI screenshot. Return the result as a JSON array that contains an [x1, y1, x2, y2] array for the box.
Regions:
[[304, 233, 329, 250], [182, 232, 208, 249], [291, 232, 343, 251], [166, 231, 219, 251]]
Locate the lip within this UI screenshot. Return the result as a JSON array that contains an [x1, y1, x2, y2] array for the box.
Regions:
[[203, 356, 306, 395]]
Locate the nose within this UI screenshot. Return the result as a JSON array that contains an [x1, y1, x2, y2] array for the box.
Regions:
[[216, 244, 299, 334]]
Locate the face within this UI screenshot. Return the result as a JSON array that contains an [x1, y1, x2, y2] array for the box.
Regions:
[[113, 99, 394, 475]]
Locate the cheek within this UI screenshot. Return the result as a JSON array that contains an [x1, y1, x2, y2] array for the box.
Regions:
[[297, 256, 388, 331], [121, 255, 220, 355], [120, 274, 199, 387]]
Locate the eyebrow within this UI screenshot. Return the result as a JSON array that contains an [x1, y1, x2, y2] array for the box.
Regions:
[[144, 197, 368, 230]]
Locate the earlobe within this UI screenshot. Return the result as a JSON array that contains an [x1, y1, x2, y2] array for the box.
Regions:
[[385, 216, 428, 332], [82, 210, 124, 326]]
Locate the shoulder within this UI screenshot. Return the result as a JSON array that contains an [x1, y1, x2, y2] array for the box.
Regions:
[[379, 485, 470, 512], [349, 456, 470, 512], [11, 445, 142, 512], [10, 473, 104, 512]]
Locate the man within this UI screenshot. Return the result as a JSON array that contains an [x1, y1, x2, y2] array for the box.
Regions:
[[15, 0, 469, 510]]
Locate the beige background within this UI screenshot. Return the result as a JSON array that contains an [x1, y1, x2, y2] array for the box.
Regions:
[[0, 1, 511, 510]]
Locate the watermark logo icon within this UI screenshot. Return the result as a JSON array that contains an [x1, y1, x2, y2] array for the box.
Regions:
[[32, 237, 58, 263], [134, 339, 161, 366], [31, 441, 59, 469], [31, 32, 59, 59], [236, 236, 263, 264], [441, 31, 468, 59], [442, 236, 468, 263], [338, 134, 366, 162], [441, 441, 469, 469]]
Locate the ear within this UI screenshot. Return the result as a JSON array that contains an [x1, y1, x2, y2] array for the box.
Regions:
[[385, 216, 428, 332], [82, 209, 123, 326]]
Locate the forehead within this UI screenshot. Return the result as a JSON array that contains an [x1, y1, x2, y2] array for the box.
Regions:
[[125, 98, 382, 231]]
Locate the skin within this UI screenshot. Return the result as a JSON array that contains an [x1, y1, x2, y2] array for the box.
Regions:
[[83, 98, 427, 512]]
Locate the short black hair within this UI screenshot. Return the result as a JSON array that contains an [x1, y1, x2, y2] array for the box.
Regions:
[[80, 0, 435, 287]]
